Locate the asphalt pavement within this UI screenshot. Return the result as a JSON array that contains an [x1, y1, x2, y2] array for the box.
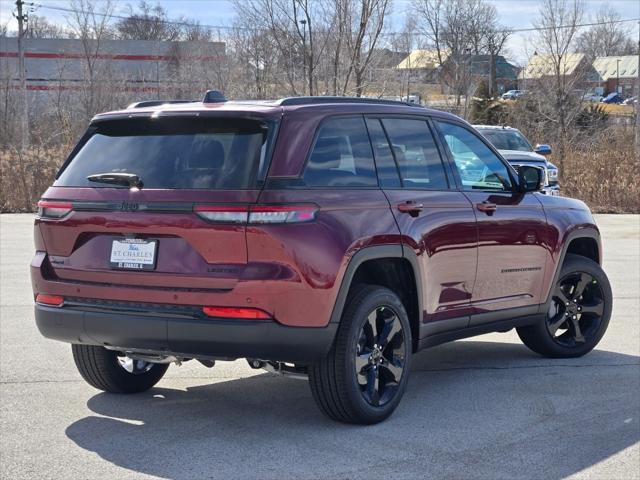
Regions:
[[1, 213, 638, 480]]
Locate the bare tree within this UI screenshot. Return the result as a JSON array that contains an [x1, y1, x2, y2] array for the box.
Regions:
[[484, 24, 511, 97], [388, 15, 420, 99], [413, 0, 504, 105], [0, 60, 19, 145], [533, 0, 585, 169], [577, 6, 637, 59], [230, 22, 279, 98], [233, 0, 335, 96], [116, 1, 180, 41], [182, 22, 213, 42], [66, 0, 116, 121], [340, 0, 391, 96], [26, 15, 70, 39]]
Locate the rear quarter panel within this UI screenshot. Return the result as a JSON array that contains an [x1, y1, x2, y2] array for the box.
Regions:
[[248, 189, 399, 327]]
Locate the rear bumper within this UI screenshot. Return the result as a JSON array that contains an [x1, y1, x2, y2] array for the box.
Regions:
[[35, 304, 337, 364]]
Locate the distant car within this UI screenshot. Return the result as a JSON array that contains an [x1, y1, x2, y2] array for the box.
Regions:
[[582, 93, 603, 102], [602, 92, 623, 104], [501, 90, 525, 100], [622, 96, 637, 106], [473, 125, 559, 196]]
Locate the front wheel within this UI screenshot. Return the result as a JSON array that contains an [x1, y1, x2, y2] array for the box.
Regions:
[[72, 344, 168, 393], [517, 254, 612, 358], [309, 285, 412, 424]]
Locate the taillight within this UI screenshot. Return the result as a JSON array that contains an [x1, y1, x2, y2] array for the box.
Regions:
[[37, 200, 72, 219], [249, 205, 317, 223], [193, 205, 248, 223], [35, 294, 65, 307], [202, 306, 271, 319], [194, 204, 317, 224]]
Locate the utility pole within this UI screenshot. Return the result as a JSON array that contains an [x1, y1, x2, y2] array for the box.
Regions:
[[15, 0, 29, 152]]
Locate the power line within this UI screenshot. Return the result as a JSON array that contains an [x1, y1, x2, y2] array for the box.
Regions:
[[24, 1, 242, 31], [508, 17, 640, 34], [20, 1, 640, 37]]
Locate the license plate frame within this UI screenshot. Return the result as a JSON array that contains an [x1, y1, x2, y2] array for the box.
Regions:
[[109, 238, 158, 271]]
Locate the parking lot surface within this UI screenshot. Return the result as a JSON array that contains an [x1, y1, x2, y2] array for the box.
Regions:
[[1, 213, 639, 480]]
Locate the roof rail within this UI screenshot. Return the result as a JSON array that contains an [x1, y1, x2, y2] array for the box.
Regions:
[[127, 100, 194, 109], [277, 96, 421, 107]]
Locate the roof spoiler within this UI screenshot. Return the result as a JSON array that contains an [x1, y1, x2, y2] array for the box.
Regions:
[[126, 90, 227, 109]]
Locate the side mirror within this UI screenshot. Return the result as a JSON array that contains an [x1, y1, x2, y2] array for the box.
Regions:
[[518, 165, 545, 192], [534, 144, 552, 156]]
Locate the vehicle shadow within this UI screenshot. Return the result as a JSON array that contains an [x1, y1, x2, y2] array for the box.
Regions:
[[65, 340, 640, 480]]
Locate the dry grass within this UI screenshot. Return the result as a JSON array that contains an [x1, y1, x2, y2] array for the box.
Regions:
[[561, 129, 640, 213], [0, 145, 69, 213]]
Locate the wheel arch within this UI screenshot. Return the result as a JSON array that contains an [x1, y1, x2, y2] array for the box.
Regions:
[[329, 245, 423, 352], [542, 228, 602, 307], [566, 236, 600, 264]]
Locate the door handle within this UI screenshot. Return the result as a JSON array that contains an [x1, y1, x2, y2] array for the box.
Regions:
[[476, 201, 497, 215], [397, 201, 424, 216]]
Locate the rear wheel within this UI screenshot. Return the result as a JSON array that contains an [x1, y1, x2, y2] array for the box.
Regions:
[[309, 285, 412, 424], [72, 344, 168, 393], [517, 254, 612, 358]]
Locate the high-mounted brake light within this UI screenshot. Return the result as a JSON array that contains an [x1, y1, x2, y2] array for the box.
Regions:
[[194, 204, 318, 224], [37, 200, 73, 219], [202, 306, 271, 319], [35, 294, 65, 307]]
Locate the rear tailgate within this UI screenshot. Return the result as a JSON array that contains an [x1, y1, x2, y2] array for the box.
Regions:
[[37, 188, 257, 290], [35, 114, 275, 292]]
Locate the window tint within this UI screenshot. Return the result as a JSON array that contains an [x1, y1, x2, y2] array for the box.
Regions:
[[381, 118, 448, 190], [436, 121, 513, 191], [56, 117, 273, 189], [303, 117, 377, 187], [365, 118, 401, 188], [478, 129, 531, 152]]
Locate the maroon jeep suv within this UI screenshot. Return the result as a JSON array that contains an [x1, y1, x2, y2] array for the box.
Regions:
[[32, 95, 612, 424]]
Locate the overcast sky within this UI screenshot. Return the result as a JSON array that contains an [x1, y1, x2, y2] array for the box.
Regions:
[[1, 0, 639, 64]]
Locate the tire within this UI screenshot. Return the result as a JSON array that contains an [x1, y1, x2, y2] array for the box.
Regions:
[[517, 254, 612, 358], [72, 344, 168, 393], [309, 285, 412, 424]]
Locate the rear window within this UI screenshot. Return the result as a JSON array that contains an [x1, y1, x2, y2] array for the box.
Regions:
[[55, 117, 274, 189]]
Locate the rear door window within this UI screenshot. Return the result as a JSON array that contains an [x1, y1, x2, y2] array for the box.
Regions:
[[381, 118, 449, 190], [55, 117, 274, 189], [302, 116, 377, 187]]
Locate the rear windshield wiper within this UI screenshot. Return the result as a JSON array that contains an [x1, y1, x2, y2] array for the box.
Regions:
[[87, 173, 143, 188]]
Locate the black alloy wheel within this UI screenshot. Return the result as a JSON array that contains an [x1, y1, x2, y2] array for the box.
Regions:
[[546, 271, 605, 347], [309, 285, 412, 424], [355, 306, 406, 407], [517, 254, 612, 358]]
